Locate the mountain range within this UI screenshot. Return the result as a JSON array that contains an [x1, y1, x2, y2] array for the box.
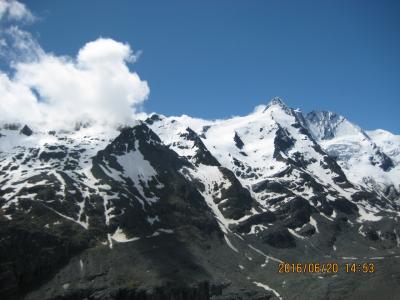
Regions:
[[1, 97, 399, 300]]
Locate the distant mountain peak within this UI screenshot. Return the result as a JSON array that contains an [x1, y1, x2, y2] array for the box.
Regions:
[[305, 110, 347, 140], [266, 96, 287, 108], [264, 97, 293, 116], [307, 110, 343, 122]]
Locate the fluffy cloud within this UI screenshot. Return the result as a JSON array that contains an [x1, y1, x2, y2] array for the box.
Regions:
[[0, 37, 150, 130], [12, 38, 150, 129], [0, 3, 150, 130], [0, 26, 44, 63], [0, 0, 34, 22]]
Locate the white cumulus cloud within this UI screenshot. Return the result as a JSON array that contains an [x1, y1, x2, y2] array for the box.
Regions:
[[0, 36, 150, 130], [13, 38, 149, 129], [0, 0, 34, 22], [0, 2, 150, 131]]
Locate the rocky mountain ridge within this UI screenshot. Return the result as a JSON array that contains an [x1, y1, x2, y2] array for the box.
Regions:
[[1, 98, 399, 300]]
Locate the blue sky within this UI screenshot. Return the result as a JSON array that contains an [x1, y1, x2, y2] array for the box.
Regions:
[[19, 1, 400, 132]]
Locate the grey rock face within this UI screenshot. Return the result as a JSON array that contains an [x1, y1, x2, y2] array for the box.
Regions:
[[20, 125, 33, 136]]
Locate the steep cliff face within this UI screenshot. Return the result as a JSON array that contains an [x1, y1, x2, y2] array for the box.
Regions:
[[1, 98, 400, 300]]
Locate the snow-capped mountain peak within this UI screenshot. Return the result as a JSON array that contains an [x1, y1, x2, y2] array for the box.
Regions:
[[1, 98, 400, 300], [264, 96, 292, 115], [305, 110, 363, 140], [368, 129, 400, 164], [305, 110, 398, 200]]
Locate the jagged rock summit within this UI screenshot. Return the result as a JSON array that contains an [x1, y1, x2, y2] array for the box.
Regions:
[[20, 125, 33, 136]]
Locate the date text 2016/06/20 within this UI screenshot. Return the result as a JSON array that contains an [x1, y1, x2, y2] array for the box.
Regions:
[[278, 262, 376, 274]]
